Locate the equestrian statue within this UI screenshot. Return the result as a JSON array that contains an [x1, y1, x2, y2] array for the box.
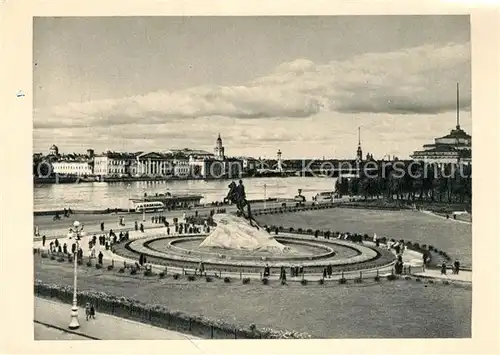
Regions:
[[224, 180, 259, 229]]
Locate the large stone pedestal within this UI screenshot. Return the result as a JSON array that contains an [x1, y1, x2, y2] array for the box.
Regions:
[[199, 213, 288, 253]]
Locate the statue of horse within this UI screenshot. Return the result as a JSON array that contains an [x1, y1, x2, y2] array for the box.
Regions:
[[224, 180, 258, 228]]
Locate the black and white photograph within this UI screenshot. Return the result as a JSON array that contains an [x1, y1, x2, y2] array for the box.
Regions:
[[2, 5, 498, 352]]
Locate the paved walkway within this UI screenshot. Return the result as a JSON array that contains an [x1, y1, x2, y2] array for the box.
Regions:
[[35, 297, 201, 340], [412, 268, 472, 282], [419, 210, 472, 225]]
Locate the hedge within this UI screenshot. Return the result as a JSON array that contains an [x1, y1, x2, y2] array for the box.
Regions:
[[34, 280, 310, 339]]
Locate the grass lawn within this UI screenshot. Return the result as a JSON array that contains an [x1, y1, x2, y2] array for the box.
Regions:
[[256, 208, 472, 266], [35, 258, 471, 338]]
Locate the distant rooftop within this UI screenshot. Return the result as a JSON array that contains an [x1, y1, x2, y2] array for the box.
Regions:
[[437, 127, 471, 140]]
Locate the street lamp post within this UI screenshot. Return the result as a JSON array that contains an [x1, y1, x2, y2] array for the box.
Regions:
[[264, 184, 267, 209], [68, 220, 85, 330]]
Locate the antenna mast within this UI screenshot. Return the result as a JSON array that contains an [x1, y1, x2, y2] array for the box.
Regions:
[[456, 82, 460, 129]]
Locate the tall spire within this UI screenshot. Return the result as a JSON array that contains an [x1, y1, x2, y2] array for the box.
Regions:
[[456, 82, 460, 129], [356, 126, 363, 162]]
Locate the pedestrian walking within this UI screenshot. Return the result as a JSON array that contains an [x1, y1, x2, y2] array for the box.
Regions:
[[42, 235, 46, 247], [85, 303, 91, 321], [90, 304, 96, 319], [441, 262, 447, 275]]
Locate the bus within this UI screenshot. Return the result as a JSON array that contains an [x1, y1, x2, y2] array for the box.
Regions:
[[134, 201, 165, 213], [313, 191, 337, 204]]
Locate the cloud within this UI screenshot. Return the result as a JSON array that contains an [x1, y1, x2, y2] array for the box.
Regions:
[[33, 41, 471, 129]]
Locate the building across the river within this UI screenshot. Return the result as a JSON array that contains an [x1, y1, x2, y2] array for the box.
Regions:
[[188, 134, 243, 179], [411, 84, 471, 165], [51, 160, 93, 176]]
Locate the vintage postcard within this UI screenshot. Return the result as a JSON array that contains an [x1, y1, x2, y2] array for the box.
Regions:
[[1, 1, 499, 355]]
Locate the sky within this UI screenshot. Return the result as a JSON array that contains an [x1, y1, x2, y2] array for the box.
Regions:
[[33, 16, 471, 159]]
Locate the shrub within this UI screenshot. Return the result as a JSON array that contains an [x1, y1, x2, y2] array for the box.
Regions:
[[205, 276, 213, 282], [415, 278, 422, 282], [306, 228, 313, 234], [427, 279, 434, 284], [261, 278, 269, 285], [107, 265, 114, 271], [223, 277, 231, 283], [144, 269, 153, 277], [297, 228, 303, 233], [404, 276, 412, 281], [442, 280, 450, 285], [118, 267, 125, 273], [318, 279, 324, 285], [86, 261, 92, 267], [57, 257, 65, 262], [130, 268, 137, 275], [354, 277, 362, 284], [172, 273, 180, 280], [41, 253, 48, 259], [159, 272, 165, 279], [95, 264, 102, 269], [413, 242, 420, 249], [289, 227, 294, 232], [339, 278, 348, 284], [50, 255, 56, 261], [386, 274, 397, 281], [242, 277, 251, 284], [300, 279, 308, 285], [187, 275, 196, 281], [428, 245, 434, 251], [374, 276, 381, 282]]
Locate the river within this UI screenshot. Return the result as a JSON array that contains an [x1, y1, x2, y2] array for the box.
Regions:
[[33, 177, 336, 211]]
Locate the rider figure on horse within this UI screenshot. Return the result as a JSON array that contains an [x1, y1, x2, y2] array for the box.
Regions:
[[225, 179, 258, 228]]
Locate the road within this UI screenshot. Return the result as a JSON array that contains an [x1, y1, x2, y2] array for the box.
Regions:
[[33, 199, 318, 239]]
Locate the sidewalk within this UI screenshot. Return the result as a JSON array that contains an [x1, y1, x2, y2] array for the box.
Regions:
[[35, 297, 202, 340], [412, 268, 472, 282]]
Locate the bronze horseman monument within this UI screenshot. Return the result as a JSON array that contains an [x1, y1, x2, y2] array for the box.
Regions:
[[199, 180, 289, 252]]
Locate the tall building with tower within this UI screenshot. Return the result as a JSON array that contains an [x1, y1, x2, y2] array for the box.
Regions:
[[411, 83, 471, 165], [214, 133, 225, 161]]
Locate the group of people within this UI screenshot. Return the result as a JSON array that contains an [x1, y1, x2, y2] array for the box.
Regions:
[[263, 264, 307, 278], [52, 208, 74, 221], [441, 260, 461, 275]]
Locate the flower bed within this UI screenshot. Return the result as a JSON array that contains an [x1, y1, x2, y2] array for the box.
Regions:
[[34, 280, 310, 339]]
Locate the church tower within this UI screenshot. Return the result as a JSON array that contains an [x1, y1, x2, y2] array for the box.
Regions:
[[214, 133, 225, 160], [356, 127, 363, 163]]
